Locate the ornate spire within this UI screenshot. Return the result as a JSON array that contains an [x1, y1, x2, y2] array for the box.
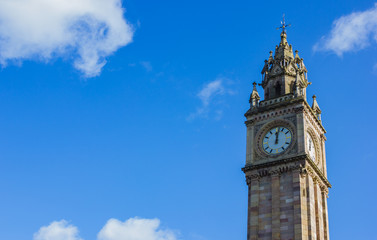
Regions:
[[312, 95, 322, 121], [260, 18, 310, 100], [249, 82, 260, 108]]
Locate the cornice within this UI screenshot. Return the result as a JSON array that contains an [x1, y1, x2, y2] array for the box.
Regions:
[[242, 154, 331, 188], [245, 95, 303, 118], [244, 97, 326, 134], [306, 156, 331, 188]]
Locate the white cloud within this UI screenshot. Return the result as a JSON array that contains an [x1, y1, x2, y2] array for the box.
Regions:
[[33, 220, 82, 240], [98, 218, 178, 240], [314, 3, 377, 56], [0, 0, 134, 77], [188, 78, 233, 121], [34, 218, 178, 240]]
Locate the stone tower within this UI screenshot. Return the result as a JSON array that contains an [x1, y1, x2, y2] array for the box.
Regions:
[[243, 27, 331, 240]]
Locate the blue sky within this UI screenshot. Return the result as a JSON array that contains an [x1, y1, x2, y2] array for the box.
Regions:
[[0, 0, 376, 240]]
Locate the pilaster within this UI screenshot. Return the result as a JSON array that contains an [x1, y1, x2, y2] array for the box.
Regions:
[[258, 176, 272, 240], [247, 177, 260, 240], [321, 187, 330, 240], [320, 134, 327, 178], [306, 175, 317, 240], [295, 107, 305, 154], [246, 124, 254, 165], [292, 168, 306, 240], [314, 180, 324, 240], [271, 172, 281, 240]]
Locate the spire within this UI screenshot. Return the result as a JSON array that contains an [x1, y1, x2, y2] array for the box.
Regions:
[[275, 14, 292, 59], [275, 31, 294, 60], [260, 16, 310, 100], [249, 82, 260, 108], [280, 31, 288, 45]]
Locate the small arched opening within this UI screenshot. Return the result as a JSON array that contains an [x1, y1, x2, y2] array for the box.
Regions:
[[275, 82, 281, 97]]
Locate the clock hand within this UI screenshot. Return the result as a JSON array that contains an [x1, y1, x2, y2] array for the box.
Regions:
[[275, 128, 279, 144]]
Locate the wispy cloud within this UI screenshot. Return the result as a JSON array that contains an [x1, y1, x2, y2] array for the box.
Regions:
[[34, 218, 178, 240], [314, 3, 377, 56], [188, 78, 234, 121], [0, 0, 134, 78], [140, 61, 153, 72]]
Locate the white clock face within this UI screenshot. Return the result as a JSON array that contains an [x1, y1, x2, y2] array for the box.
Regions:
[[262, 126, 292, 155], [307, 134, 316, 162]]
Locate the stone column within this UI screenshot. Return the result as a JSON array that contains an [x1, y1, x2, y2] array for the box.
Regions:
[[293, 168, 306, 240], [295, 107, 305, 154], [248, 176, 260, 240], [306, 174, 317, 240], [314, 181, 324, 240], [320, 135, 327, 178], [246, 124, 254, 165], [271, 172, 280, 240], [258, 177, 272, 240], [321, 188, 330, 240]]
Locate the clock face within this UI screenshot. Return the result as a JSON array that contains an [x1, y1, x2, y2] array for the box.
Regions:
[[262, 126, 292, 155], [307, 133, 316, 162]]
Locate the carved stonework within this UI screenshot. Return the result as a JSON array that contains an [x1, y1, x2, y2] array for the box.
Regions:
[[294, 106, 305, 114], [254, 123, 264, 136], [284, 115, 297, 125]]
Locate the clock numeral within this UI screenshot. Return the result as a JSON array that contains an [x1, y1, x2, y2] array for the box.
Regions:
[[270, 149, 273, 153]]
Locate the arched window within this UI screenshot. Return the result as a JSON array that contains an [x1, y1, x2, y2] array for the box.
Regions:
[[290, 82, 295, 94]]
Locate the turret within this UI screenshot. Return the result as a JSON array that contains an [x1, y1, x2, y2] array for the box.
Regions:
[[249, 82, 260, 109], [260, 26, 310, 101], [312, 95, 322, 121]]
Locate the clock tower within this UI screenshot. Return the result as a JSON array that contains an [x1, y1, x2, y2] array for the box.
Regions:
[[243, 27, 331, 240]]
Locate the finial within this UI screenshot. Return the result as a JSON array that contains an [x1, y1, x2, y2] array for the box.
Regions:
[[276, 14, 291, 33], [311, 95, 322, 119], [250, 81, 260, 107], [253, 82, 257, 89], [268, 51, 273, 61], [295, 50, 300, 59]]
